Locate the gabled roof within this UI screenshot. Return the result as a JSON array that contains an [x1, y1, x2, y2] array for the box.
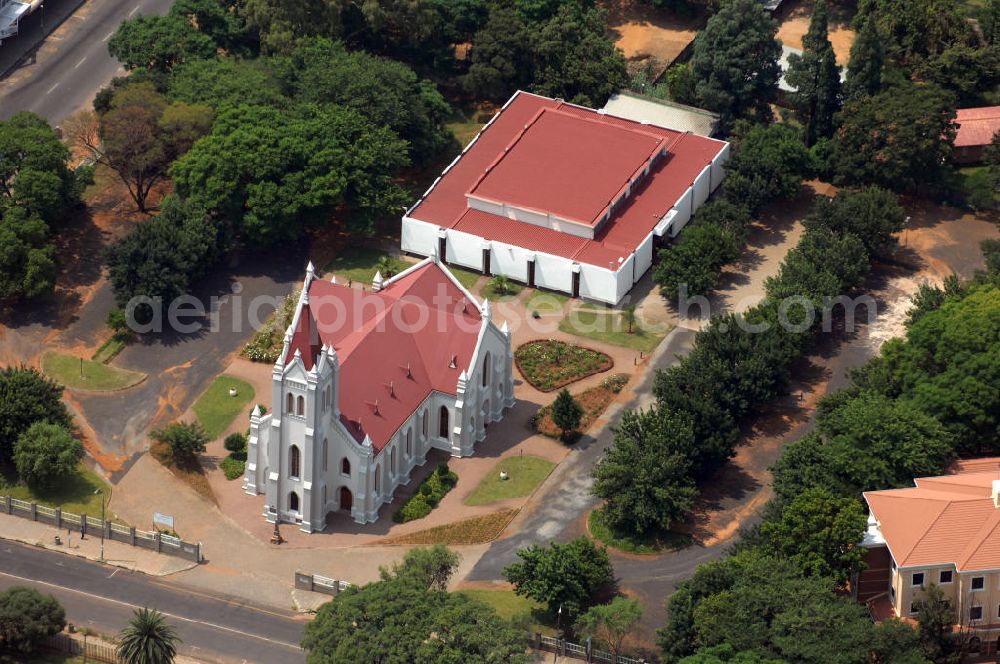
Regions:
[[865, 468, 1000, 571], [408, 91, 727, 269], [285, 259, 483, 452], [955, 106, 1000, 148]]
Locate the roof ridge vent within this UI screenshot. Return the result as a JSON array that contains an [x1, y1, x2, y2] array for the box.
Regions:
[[373, 399, 380, 416], [388, 381, 395, 398], [449, 355, 457, 369]]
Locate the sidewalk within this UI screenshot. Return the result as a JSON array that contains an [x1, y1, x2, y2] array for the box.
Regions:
[[0, 512, 196, 576]]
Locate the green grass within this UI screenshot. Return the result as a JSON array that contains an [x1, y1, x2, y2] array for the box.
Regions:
[[481, 278, 523, 300], [459, 589, 556, 635], [464, 456, 556, 506], [447, 121, 486, 148], [447, 266, 484, 290], [1, 462, 112, 517], [323, 247, 409, 286], [588, 508, 691, 555], [91, 335, 126, 364], [525, 290, 571, 314], [559, 309, 671, 353], [193, 375, 255, 440], [41, 351, 145, 391]]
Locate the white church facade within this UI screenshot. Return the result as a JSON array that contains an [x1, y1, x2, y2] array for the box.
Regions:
[[243, 256, 515, 532]]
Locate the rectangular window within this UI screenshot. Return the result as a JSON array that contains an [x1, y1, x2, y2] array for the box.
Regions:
[[972, 576, 985, 591], [910, 602, 919, 616], [912, 572, 925, 587], [940, 570, 953, 584], [971, 606, 983, 621]]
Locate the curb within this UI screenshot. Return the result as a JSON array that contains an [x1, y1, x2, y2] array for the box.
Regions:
[[0, 0, 88, 81]]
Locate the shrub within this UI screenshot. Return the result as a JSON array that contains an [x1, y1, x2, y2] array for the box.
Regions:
[[13, 422, 84, 491], [151, 421, 207, 463], [224, 432, 247, 455], [394, 495, 431, 522], [552, 389, 583, 439], [219, 456, 245, 480], [0, 586, 66, 655], [600, 374, 629, 393], [394, 466, 459, 522]]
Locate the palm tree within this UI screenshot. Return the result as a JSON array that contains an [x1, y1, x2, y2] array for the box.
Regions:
[[489, 275, 511, 296], [116, 608, 180, 664], [375, 255, 397, 279]]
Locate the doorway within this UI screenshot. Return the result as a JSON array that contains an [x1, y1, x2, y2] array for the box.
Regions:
[[340, 487, 353, 512]]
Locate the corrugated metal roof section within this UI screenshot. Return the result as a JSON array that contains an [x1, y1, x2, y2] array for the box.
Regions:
[[602, 92, 720, 137]]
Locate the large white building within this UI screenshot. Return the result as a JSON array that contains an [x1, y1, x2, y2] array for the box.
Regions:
[[401, 90, 730, 305], [243, 257, 515, 532]]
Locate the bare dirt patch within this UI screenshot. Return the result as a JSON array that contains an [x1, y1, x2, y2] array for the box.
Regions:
[[776, 0, 856, 64], [602, 0, 704, 73]]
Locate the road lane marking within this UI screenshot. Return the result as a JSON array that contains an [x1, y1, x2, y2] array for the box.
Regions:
[[73, 56, 87, 69], [102, 31, 115, 42], [45, 83, 59, 95], [107, 568, 118, 578], [0, 571, 302, 651], [127, 5, 140, 16]]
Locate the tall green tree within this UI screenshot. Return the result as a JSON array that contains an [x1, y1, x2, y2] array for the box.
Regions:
[[802, 187, 904, 258], [785, 1, 842, 146], [592, 408, 697, 536], [503, 537, 613, 619], [0, 206, 57, 301], [844, 15, 884, 100], [688, 0, 782, 131], [116, 608, 180, 664], [551, 388, 583, 440], [108, 14, 216, 73], [0, 366, 71, 463], [575, 596, 643, 658], [0, 587, 65, 656], [759, 487, 867, 583], [913, 585, 959, 663], [830, 82, 956, 192], [240, 0, 344, 54], [13, 422, 84, 491], [721, 123, 815, 215]]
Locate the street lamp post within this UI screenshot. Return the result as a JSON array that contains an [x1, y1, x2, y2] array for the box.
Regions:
[[93, 489, 105, 562]]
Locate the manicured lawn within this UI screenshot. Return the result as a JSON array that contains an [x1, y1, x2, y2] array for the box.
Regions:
[[447, 266, 484, 290], [464, 456, 556, 506], [458, 589, 555, 636], [514, 340, 612, 392], [377, 508, 518, 545], [1, 462, 112, 517], [193, 375, 255, 440], [559, 309, 671, 353], [447, 121, 486, 148], [535, 374, 628, 440], [323, 247, 409, 286], [41, 352, 145, 391], [588, 507, 691, 555], [91, 335, 126, 364], [481, 278, 523, 300], [525, 290, 571, 314]]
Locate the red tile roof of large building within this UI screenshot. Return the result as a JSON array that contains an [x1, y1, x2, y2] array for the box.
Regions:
[[409, 91, 727, 269], [285, 261, 482, 453], [865, 468, 1000, 571], [955, 106, 1000, 148]]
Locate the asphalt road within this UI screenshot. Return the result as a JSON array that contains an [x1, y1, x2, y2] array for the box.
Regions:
[[0, 0, 173, 123], [0, 539, 307, 663]]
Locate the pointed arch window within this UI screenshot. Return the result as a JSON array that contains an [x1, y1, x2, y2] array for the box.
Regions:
[[341, 458, 351, 476], [322, 438, 328, 472], [482, 352, 491, 387], [286, 393, 294, 413], [289, 445, 300, 478], [296, 395, 305, 416], [438, 406, 449, 439]]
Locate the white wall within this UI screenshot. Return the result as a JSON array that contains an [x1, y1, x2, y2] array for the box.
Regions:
[[671, 187, 694, 236], [445, 228, 484, 271], [534, 252, 574, 293], [693, 165, 712, 207], [490, 242, 531, 283], [615, 254, 635, 303], [710, 142, 731, 190], [578, 263, 618, 304], [401, 216, 439, 256], [634, 234, 654, 282]]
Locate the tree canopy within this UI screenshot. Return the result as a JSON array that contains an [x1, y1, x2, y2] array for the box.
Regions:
[[503, 537, 613, 619], [13, 422, 84, 491], [0, 366, 71, 463], [0, 587, 66, 656]]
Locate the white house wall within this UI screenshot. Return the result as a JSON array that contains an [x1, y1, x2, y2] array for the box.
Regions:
[[534, 252, 574, 293], [401, 216, 439, 257], [693, 165, 712, 207], [670, 186, 694, 236], [634, 234, 654, 283], [491, 242, 531, 282], [445, 228, 484, 271], [710, 142, 731, 189]]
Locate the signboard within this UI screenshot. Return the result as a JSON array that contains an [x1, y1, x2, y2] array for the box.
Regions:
[[153, 512, 174, 530]]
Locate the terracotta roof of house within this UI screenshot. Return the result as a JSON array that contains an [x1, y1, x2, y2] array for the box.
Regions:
[[409, 91, 727, 269], [865, 470, 1000, 571], [955, 106, 1000, 148], [285, 261, 482, 453]]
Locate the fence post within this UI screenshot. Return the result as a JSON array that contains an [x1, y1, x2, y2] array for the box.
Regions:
[[81, 513, 87, 538], [560, 639, 567, 656], [535, 633, 541, 649], [104, 520, 111, 541], [333, 579, 340, 595], [30, 502, 37, 521], [197, 541, 203, 562], [55, 507, 61, 529], [129, 526, 136, 546], [5, 496, 10, 514], [155, 532, 161, 553]]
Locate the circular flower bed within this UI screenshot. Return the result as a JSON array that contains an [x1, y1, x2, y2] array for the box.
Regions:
[[514, 339, 613, 392]]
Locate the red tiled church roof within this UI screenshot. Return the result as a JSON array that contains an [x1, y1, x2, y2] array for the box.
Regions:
[[285, 261, 483, 453], [409, 91, 727, 269]]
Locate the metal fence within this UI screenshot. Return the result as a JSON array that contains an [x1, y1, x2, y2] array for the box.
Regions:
[[46, 632, 119, 663], [295, 572, 354, 597], [535, 633, 646, 664], [1, 495, 202, 563]]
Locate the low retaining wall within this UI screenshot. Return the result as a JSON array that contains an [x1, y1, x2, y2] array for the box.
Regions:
[[295, 572, 352, 597], [1, 495, 202, 563]]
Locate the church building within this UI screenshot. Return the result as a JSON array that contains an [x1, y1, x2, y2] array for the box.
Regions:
[[243, 256, 515, 532]]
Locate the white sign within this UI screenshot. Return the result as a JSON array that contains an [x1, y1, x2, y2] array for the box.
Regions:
[[153, 512, 174, 529]]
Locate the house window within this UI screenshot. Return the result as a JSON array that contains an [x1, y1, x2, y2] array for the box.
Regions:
[[406, 429, 412, 456], [972, 576, 985, 591], [289, 491, 299, 512], [438, 406, 449, 438], [482, 352, 490, 387], [289, 445, 300, 478], [422, 410, 428, 437], [375, 466, 381, 494], [971, 606, 983, 621], [296, 395, 305, 416], [341, 458, 350, 476], [391, 448, 397, 476], [322, 439, 328, 472], [322, 485, 327, 506], [286, 393, 294, 413], [912, 572, 925, 587], [940, 570, 953, 584]]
